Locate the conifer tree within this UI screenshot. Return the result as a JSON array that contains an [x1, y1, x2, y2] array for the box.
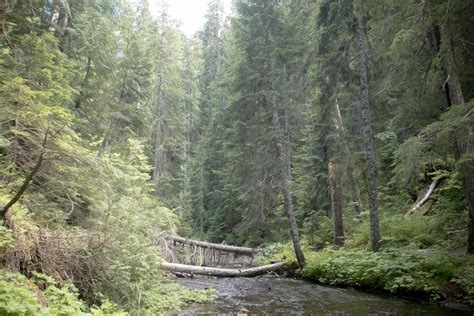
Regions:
[[355, 12, 380, 252]]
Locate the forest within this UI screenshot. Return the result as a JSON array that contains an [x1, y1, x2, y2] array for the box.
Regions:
[[0, 0, 473, 314]]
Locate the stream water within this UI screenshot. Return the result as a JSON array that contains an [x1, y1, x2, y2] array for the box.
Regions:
[[176, 276, 474, 315]]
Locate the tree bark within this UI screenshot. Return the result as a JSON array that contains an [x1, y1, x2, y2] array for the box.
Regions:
[[452, 105, 474, 254], [75, 56, 92, 109], [153, 75, 168, 198], [169, 236, 263, 255], [271, 92, 306, 267], [47, 5, 59, 32], [435, 27, 473, 253], [161, 261, 297, 277], [356, 15, 380, 252], [445, 79, 474, 254], [446, 76, 464, 107], [1, 132, 48, 221], [329, 162, 344, 246], [266, 25, 305, 267], [199, 159, 205, 234]]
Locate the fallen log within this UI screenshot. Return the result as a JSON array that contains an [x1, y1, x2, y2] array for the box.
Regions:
[[160, 261, 298, 277], [406, 178, 439, 216], [169, 236, 263, 255]]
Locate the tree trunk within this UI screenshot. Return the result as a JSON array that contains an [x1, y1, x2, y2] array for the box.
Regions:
[[348, 167, 362, 218], [153, 75, 167, 198], [161, 261, 297, 277], [169, 236, 263, 255], [75, 56, 92, 109], [1, 131, 48, 222], [328, 162, 344, 246], [450, 94, 474, 254], [282, 155, 305, 266], [445, 76, 474, 254], [271, 92, 306, 267], [47, 5, 59, 32], [356, 15, 380, 252], [446, 76, 464, 107], [199, 159, 205, 234], [435, 28, 473, 253]]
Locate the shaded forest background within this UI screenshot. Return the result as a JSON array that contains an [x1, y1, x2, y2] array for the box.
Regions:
[[0, 0, 473, 314]]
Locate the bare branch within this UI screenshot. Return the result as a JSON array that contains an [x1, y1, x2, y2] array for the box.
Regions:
[[1, 131, 49, 219]]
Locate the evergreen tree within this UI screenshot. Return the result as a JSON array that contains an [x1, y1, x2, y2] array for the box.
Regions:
[[150, 3, 187, 207], [355, 11, 381, 252]]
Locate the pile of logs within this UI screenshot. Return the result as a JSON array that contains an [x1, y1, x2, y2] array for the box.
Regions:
[[159, 236, 296, 277], [169, 236, 263, 255], [161, 261, 297, 277]]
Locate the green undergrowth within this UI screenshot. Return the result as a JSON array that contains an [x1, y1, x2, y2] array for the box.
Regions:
[[302, 249, 472, 301], [0, 269, 217, 315], [0, 215, 217, 315], [0, 135, 217, 315], [0, 270, 125, 315], [260, 178, 474, 304]]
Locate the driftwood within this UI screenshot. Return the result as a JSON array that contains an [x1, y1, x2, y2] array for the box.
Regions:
[[406, 178, 439, 216], [169, 236, 263, 255], [160, 261, 297, 277]]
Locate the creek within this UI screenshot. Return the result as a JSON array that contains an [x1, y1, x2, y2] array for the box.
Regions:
[[176, 276, 474, 315]]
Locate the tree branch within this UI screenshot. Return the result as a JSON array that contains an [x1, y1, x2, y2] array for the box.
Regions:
[[1, 131, 48, 219]]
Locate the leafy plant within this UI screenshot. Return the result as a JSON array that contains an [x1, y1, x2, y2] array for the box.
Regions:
[[302, 248, 457, 299]]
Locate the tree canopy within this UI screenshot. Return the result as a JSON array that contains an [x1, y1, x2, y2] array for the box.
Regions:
[[0, 0, 473, 313]]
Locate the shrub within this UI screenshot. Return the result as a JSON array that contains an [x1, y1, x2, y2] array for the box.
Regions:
[[0, 269, 215, 315], [0, 271, 45, 316], [302, 248, 456, 299], [453, 258, 474, 305], [0, 270, 121, 315]]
